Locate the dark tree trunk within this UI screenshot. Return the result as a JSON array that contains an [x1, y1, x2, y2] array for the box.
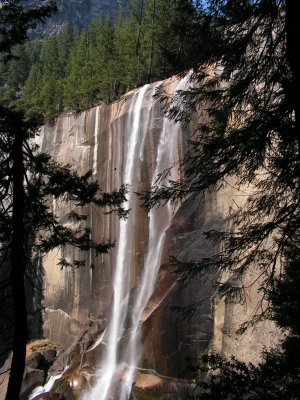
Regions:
[[147, 0, 156, 83], [135, 0, 144, 81], [5, 125, 27, 400]]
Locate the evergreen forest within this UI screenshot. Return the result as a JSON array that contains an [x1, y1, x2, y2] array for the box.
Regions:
[[0, 0, 198, 122], [1, 0, 300, 399]]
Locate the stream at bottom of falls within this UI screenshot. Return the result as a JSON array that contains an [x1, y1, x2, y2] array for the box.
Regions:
[[29, 74, 191, 400]]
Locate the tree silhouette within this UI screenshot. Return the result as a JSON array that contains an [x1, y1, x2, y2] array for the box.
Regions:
[[0, 2, 128, 399], [140, 0, 300, 397]]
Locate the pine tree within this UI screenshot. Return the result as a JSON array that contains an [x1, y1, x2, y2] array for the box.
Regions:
[[1, 0, 185, 118], [93, 18, 119, 102], [140, 0, 300, 397], [6, 44, 31, 94], [158, 0, 207, 75], [142, 0, 178, 81], [63, 27, 97, 110], [18, 62, 44, 118], [39, 35, 63, 119], [0, 2, 128, 399], [56, 23, 75, 76], [114, 9, 142, 91]]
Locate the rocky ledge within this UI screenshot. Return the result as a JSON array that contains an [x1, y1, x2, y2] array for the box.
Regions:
[[0, 339, 59, 400]]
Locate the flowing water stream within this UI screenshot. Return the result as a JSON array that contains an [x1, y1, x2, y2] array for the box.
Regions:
[[29, 75, 190, 400], [84, 83, 154, 400], [86, 75, 190, 400]]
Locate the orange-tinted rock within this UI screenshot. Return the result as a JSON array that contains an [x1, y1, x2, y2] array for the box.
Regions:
[[37, 75, 281, 393]]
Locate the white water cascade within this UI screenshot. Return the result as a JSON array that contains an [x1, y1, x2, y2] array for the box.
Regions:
[[28, 75, 190, 400], [118, 75, 191, 400], [85, 75, 190, 400], [85, 83, 155, 400], [28, 366, 69, 400]]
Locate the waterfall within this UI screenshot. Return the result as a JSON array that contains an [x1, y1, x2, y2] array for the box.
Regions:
[[29, 75, 191, 400], [118, 75, 191, 400], [85, 83, 154, 400], [28, 366, 69, 400], [85, 75, 190, 400]]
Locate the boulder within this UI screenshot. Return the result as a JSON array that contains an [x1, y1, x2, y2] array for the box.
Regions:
[[0, 354, 11, 400], [132, 372, 194, 400], [134, 373, 164, 390], [26, 352, 42, 369], [41, 349, 57, 365], [21, 367, 45, 400]]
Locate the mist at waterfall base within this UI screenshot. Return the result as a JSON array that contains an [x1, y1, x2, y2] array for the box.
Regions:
[[29, 74, 190, 400]]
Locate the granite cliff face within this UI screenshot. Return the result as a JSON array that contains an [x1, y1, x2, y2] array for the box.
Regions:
[[35, 76, 280, 399], [25, 0, 129, 35]]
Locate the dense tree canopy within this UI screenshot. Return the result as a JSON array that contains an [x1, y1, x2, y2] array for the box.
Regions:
[[139, 0, 300, 398], [2, 0, 299, 398], [0, 0, 198, 121], [143, 0, 298, 314]]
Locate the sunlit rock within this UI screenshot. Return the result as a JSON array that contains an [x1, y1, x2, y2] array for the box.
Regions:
[[33, 75, 281, 399]]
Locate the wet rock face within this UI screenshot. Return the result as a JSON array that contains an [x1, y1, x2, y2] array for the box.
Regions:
[[39, 102, 126, 347], [38, 75, 281, 389], [141, 194, 221, 377], [39, 84, 173, 351]]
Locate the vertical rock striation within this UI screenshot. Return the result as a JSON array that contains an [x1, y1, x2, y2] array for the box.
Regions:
[[37, 75, 280, 398]]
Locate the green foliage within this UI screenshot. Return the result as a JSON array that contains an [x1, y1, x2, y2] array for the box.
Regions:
[[141, 0, 299, 313], [0, 0, 56, 58], [134, 390, 164, 400], [63, 28, 94, 110], [0, 0, 197, 122], [11, 26, 76, 120], [17, 62, 44, 118], [0, 2, 128, 398], [195, 260, 300, 400], [139, 0, 300, 398], [193, 351, 300, 400]]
